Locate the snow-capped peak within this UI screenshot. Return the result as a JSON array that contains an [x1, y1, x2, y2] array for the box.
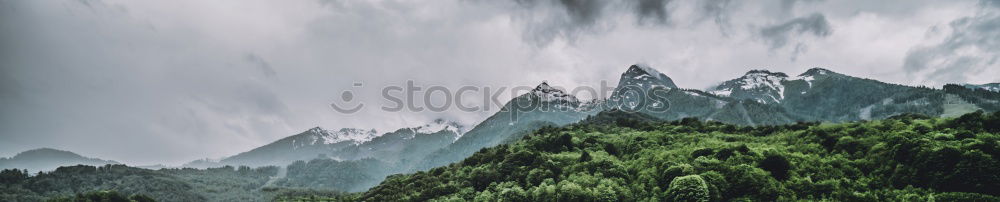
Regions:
[[630, 64, 669, 82], [306, 127, 325, 133], [531, 82, 579, 103], [620, 64, 678, 89], [737, 70, 788, 91], [744, 69, 789, 78], [800, 67, 833, 76], [709, 69, 789, 103], [533, 82, 559, 93], [615, 64, 679, 94], [795, 67, 842, 88]]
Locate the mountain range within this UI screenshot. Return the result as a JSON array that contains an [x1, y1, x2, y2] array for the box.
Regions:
[[3, 64, 999, 193], [184, 119, 464, 168], [183, 64, 1000, 192]]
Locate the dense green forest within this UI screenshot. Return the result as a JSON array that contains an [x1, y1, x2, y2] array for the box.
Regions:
[[339, 110, 1000, 201], [0, 164, 279, 201], [274, 158, 392, 192], [45, 190, 155, 202]]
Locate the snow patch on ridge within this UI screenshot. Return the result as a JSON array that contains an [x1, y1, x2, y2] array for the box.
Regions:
[[741, 70, 787, 100], [414, 119, 465, 135], [711, 89, 732, 97], [305, 127, 379, 145], [799, 75, 815, 88]]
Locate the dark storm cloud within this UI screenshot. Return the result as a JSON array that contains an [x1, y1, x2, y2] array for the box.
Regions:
[[903, 1, 1000, 83], [759, 13, 832, 49], [555, 0, 605, 26], [510, 0, 679, 46], [514, 0, 673, 26], [510, 0, 607, 46], [510, 0, 834, 48], [635, 0, 672, 24]]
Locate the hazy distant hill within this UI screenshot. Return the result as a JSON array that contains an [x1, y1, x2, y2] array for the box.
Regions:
[[0, 148, 118, 172], [184, 120, 463, 168]]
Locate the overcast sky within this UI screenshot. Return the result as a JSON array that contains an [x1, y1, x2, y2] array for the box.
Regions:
[[1, 0, 998, 165]]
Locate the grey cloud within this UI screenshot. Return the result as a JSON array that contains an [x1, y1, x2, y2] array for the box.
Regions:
[[510, 0, 608, 46], [903, 1, 1000, 83], [510, 0, 836, 47], [509, 0, 679, 46], [515, 0, 671, 26], [779, 0, 796, 11], [928, 57, 980, 83], [194, 82, 291, 140], [983, 0, 1000, 7], [778, 0, 823, 18], [791, 43, 807, 61], [700, 0, 733, 35], [245, 54, 278, 79], [635, 0, 672, 24], [556, 0, 605, 26], [0, 0, 304, 164], [759, 13, 832, 49]]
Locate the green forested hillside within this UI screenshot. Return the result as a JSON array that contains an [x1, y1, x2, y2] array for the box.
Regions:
[[342, 110, 1000, 201], [0, 164, 278, 201], [45, 190, 155, 202], [274, 158, 392, 192]]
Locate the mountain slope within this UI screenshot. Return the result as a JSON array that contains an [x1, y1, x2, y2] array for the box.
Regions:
[[709, 70, 790, 104], [777, 68, 935, 121], [205, 128, 377, 168], [412, 82, 599, 171], [701, 68, 1000, 122], [609, 65, 802, 126], [944, 84, 1000, 112], [254, 82, 602, 193], [963, 83, 1000, 92], [616, 64, 678, 90], [0, 148, 118, 172], [349, 119, 462, 164], [189, 120, 463, 168]]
